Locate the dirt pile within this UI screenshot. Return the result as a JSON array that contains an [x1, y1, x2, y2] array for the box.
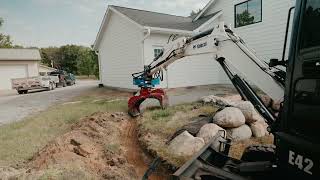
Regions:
[[0, 110, 170, 180], [10, 112, 137, 180]]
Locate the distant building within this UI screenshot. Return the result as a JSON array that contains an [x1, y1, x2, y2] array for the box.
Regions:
[[0, 49, 41, 90], [94, 0, 295, 89]]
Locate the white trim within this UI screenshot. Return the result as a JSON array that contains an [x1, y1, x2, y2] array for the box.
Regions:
[[93, 8, 111, 50], [145, 27, 193, 36], [193, 0, 216, 22], [193, 11, 223, 33]]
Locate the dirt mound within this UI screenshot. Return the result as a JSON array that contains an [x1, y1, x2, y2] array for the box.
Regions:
[[27, 112, 137, 179]]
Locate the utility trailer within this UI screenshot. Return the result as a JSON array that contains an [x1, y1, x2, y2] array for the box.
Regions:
[[11, 75, 58, 94]]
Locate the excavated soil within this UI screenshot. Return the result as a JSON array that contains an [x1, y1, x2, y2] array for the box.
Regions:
[[29, 112, 137, 179], [122, 119, 168, 180], [0, 112, 168, 179]]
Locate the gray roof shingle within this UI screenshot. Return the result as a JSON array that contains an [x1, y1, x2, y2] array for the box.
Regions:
[[111, 6, 220, 31]]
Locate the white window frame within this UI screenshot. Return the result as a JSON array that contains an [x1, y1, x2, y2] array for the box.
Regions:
[[153, 46, 163, 58]]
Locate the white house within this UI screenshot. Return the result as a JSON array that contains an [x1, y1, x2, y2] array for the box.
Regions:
[[0, 49, 41, 90], [94, 0, 296, 90]]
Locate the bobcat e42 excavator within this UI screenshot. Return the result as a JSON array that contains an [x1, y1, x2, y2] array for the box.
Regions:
[[128, 0, 320, 179]]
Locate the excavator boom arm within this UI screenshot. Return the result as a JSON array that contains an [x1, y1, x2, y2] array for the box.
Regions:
[[129, 22, 285, 120]]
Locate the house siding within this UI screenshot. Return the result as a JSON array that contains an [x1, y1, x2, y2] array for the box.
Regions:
[[143, 33, 168, 88], [98, 11, 143, 89], [144, 33, 229, 88], [203, 0, 296, 62]]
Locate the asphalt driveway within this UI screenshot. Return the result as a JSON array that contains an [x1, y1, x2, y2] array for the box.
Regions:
[[0, 80, 98, 125]]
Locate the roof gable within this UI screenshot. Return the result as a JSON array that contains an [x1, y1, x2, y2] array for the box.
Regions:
[[111, 6, 219, 32], [0, 49, 41, 61], [93, 5, 221, 50]]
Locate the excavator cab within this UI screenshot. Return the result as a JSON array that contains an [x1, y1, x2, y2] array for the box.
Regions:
[[275, 0, 320, 178], [173, 0, 320, 179]]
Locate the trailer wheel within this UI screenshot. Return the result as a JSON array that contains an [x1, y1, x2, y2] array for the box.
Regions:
[[17, 90, 23, 94], [241, 144, 276, 162], [23, 90, 28, 94]]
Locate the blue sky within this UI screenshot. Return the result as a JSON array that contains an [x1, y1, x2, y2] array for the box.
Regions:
[[0, 0, 209, 47]]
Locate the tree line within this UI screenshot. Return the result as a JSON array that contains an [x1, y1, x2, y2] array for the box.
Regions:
[[0, 17, 99, 77], [41, 45, 99, 77]]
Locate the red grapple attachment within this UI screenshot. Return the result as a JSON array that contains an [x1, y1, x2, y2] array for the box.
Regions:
[[128, 88, 168, 117]]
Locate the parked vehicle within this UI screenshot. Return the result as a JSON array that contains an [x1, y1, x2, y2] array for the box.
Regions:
[[65, 73, 76, 86], [11, 75, 58, 94], [49, 70, 68, 87]]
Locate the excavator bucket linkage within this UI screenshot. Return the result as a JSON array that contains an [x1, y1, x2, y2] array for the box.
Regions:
[[128, 88, 168, 117]]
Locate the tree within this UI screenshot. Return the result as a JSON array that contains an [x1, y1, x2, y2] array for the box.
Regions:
[[91, 51, 99, 79], [0, 17, 3, 27], [39, 45, 99, 77], [77, 48, 94, 77], [0, 17, 14, 48], [0, 34, 13, 48], [236, 10, 254, 27], [59, 45, 80, 74], [40, 47, 61, 67]]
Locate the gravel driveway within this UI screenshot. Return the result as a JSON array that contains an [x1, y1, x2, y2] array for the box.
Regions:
[[0, 80, 98, 125]]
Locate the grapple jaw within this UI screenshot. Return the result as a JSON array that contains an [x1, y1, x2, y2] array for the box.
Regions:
[[128, 88, 168, 117]]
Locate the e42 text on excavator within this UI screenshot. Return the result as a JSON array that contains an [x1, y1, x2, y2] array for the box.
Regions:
[[128, 0, 320, 179]]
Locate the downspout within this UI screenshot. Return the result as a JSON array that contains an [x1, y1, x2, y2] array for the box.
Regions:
[[142, 27, 151, 66], [94, 50, 103, 86]]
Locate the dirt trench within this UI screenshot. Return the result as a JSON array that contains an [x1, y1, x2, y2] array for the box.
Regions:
[[0, 112, 169, 180], [122, 119, 167, 180]]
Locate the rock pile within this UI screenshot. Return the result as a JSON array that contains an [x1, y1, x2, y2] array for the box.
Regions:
[[168, 95, 270, 157]]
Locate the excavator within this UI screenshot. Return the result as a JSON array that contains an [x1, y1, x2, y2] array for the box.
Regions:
[[128, 0, 320, 179]]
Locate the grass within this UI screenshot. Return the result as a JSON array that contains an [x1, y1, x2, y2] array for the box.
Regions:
[[0, 87, 129, 167], [38, 163, 97, 180], [138, 103, 217, 167], [75, 75, 97, 80], [140, 103, 215, 137]]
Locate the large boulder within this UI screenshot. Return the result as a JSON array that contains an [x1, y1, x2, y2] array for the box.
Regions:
[[213, 107, 245, 128], [227, 124, 252, 141], [233, 101, 260, 124], [168, 131, 205, 157], [197, 123, 225, 144], [250, 121, 269, 138], [168, 116, 212, 143]]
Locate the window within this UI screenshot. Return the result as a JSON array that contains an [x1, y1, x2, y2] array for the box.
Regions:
[[300, 0, 320, 52], [154, 48, 163, 58], [235, 0, 262, 28]]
